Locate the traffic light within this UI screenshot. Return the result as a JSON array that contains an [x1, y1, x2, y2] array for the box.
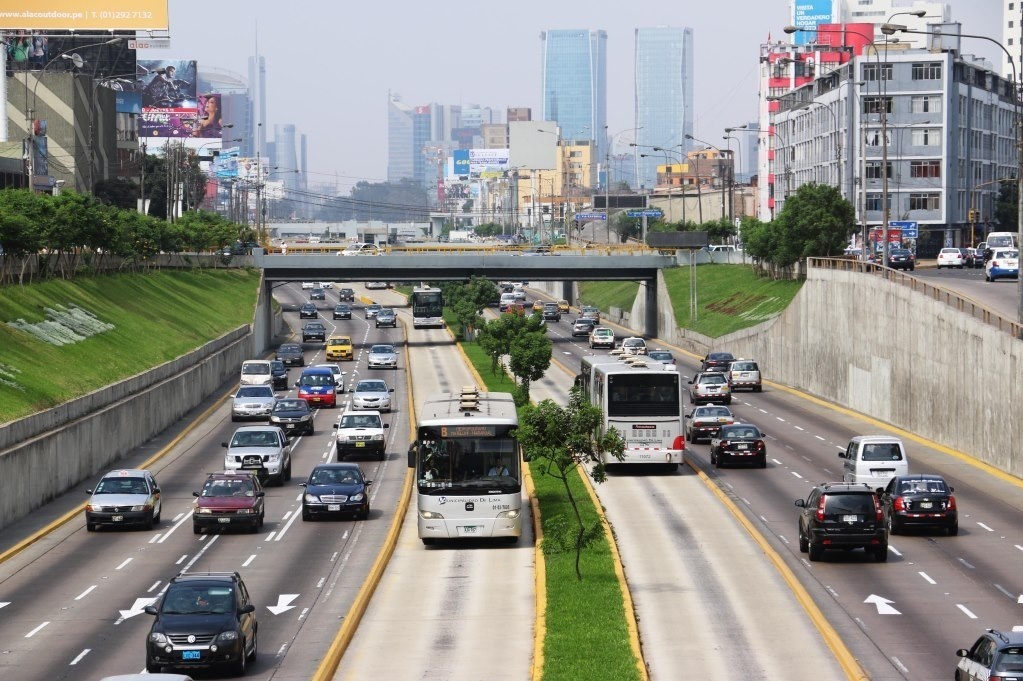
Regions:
[[968, 209, 977, 223]]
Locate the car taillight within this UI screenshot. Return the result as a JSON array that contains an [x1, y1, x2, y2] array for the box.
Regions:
[[719, 439, 730, 449], [947, 495, 956, 511], [893, 496, 906, 512], [815, 494, 827, 521], [993, 260, 1001, 267], [754, 440, 765, 452], [873, 495, 884, 522], [673, 435, 685, 451]]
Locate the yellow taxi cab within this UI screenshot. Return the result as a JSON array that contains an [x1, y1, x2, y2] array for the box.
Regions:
[[325, 335, 354, 361], [557, 299, 570, 313], [532, 300, 545, 312]]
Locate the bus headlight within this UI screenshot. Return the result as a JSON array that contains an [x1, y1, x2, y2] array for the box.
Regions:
[[497, 509, 520, 520], [419, 509, 445, 520]]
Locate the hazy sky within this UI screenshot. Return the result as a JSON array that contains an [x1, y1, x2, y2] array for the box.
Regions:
[[144, 0, 1001, 194]]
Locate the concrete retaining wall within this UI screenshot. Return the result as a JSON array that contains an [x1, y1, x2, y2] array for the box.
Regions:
[[0, 274, 277, 532]]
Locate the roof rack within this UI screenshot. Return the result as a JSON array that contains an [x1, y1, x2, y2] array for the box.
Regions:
[[459, 385, 480, 411]]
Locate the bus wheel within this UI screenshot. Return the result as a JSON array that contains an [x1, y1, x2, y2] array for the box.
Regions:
[[422, 538, 436, 546]]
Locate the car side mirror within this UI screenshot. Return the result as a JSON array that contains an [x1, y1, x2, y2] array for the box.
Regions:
[[875, 488, 885, 495], [687, 380, 693, 385], [948, 486, 954, 493], [239, 604, 256, 615], [389, 388, 395, 393], [192, 491, 200, 497], [794, 499, 806, 508], [144, 605, 158, 616], [383, 423, 390, 428], [221, 442, 229, 448], [299, 482, 307, 488], [365, 480, 373, 486], [256, 491, 265, 497], [152, 487, 161, 494]]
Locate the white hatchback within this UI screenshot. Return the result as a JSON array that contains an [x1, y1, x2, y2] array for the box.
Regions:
[[936, 248, 964, 269]]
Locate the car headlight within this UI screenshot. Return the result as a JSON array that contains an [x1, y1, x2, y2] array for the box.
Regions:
[[270, 416, 282, 424], [235, 508, 253, 515], [130, 504, 147, 512], [216, 630, 239, 643], [350, 492, 365, 502], [149, 631, 168, 644], [419, 509, 445, 520], [304, 493, 319, 503], [300, 414, 312, 422], [86, 504, 101, 512], [372, 434, 383, 441]]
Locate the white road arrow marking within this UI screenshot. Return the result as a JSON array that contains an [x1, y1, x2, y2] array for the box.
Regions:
[[118, 597, 158, 621], [0, 602, 10, 610], [864, 594, 901, 615], [267, 594, 299, 615]]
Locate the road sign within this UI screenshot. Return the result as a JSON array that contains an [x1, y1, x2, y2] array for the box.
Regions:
[[575, 212, 607, 221], [889, 220, 918, 239], [626, 210, 663, 218]]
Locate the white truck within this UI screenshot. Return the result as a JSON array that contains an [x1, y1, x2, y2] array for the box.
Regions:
[[447, 230, 475, 243]]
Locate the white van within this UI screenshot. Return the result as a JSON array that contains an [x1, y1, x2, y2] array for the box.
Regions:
[[499, 292, 517, 312], [985, 232, 1017, 250], [839, 436, 909, 489], [239, 360, 273, 387]]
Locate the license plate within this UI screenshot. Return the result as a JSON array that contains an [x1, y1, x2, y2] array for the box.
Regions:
[[458, 525, 481, 536], [312, 397, 321, 403], [355, 442, 365, 448], [841, 515, 859, 522], [182, 650, 200, 660], [218, 518, 231, 524], [736, 443, 749, 451], [112, 515, 124, 522], [286, 423, 295, 429], [920, 501, 933, 509], [328, 504, 341, 511]]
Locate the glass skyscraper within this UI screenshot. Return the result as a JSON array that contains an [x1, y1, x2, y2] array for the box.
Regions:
[[634, 27, 694, 192], [540, 29, 608, 168]]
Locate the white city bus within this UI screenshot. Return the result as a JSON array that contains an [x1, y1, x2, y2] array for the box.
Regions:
[[410, 286, 444, 329], [411, 387, 522, 545], [577, 354, 685, 471]]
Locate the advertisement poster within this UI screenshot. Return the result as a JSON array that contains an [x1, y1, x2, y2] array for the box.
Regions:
[[212, 147, 240, 179], [0, 1, 169, 31], [469, 148, 509, 175], [138, 59, 197, 138], [190, 93, 222, 138], [791, 0, 834, 45]]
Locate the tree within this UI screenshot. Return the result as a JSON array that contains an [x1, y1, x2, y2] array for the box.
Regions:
[[994, 180, 1018, 231], [507, 325, 552, 403], [516, 388, 625, 579], [766, 183, 856, 268]]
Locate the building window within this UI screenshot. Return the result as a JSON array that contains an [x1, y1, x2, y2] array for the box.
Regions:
[[862, 96, 893, 114], [911, 95, 942, 114], [910, 160, 941, 178], [911, 128, 940, 146], [911, 63, 942, 80], [866, 161, 892, 179], [865, 193, 891, 211], [864, 129, 891, 146], [863, 63, 893, 82], [909, 193, 941, 210]]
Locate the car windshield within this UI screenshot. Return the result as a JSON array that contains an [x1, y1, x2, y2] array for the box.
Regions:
[[862, 443, 902, 461], [306, 323, 325, 330], [270, 361, 284, 371], [94, 477, 149, 494], [710, 353, 734, 362], [701, 374, 727, 385], [202, 478, 255, 497], [230, 431, 279, 448], [356, 381, 386, 393], [330, 338, 351, 346], [274, 400, 306, 412], [370, 345, 394, 354], [699, 407, 731, 418], [162, 587, 236, 615], [898, 478, 948, 494], [309, 468, 361, 485], [236, 386, 273, 398], [280, 344, 300, 353], [241, 363, 269, 375], [721, 426, 758, 438], [339, 414, 381, 428], [368, 305, 381, 311], [300, 374, 333, 387]]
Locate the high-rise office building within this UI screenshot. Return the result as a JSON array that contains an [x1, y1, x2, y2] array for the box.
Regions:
[[1003, 0, 1022, 81], [387, 92, 415, 183], [634, 26, 694, 191], [540, 29, 608, 168], [246, 55, 266, 158]]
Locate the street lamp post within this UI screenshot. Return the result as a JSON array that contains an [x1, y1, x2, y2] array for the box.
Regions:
[[882, 22, 1023, 324], [722, 135, 741, 223], [685, 134, 729, 220]]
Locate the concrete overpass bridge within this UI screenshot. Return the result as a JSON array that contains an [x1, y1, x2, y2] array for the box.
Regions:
[[250, 247, 677, 345]]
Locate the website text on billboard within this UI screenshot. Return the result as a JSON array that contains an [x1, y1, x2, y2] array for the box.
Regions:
[[0, 1, 169, 30]]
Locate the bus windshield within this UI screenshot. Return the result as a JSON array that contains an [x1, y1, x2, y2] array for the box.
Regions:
[[412, 291, 443, 317], [607, 374, 680, 417], [415, 428, 519, 494]]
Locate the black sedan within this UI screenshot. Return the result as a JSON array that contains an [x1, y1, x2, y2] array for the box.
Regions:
[[701, 351, 735, 372], [310, 287, 326, 300], [275, 343, 305, 367], [300, 463, 372, 520], [270, 359, 289, 390], [299, 303, 318, 319], [710, 423, 767, 468], [879, 474, 958, 535], [270, 398, 315, 436], [885, 248, 915, 271], [333, 304, 352, 320]]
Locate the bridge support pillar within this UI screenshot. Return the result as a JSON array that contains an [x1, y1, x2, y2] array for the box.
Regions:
[[644, 276, 658, 339], [561, 281, 574, 307]]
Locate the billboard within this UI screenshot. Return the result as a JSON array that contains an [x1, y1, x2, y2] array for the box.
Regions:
[[791, 0, 835, 45], [469, 149, 509, 174], [453, 149, 470, 177], [191, 93, 222, 138], [0, 1, 169, 30], [509, 121, 558, 171], [212, 147, 240, 179], [138, 59, 197, 138]]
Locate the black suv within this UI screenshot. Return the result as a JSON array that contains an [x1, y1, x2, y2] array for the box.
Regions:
[[795, 482, 889, 562], [302, 322, 327, 343], [144, 571, 258, 675], [338, 287, 355, 302], [956, 629, 1023, 680]]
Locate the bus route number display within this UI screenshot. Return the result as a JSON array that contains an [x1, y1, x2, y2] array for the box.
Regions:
[[440, 425, 498, 438]]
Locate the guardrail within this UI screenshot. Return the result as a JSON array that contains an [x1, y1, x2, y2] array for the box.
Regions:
[[808, 257, 1023, 338], [265, 243, 662, 257]]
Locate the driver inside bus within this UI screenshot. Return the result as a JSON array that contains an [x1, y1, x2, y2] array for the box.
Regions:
[[488, 457, 510, 476]]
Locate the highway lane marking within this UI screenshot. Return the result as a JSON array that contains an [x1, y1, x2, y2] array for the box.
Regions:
[[25, 621, 49, 637], [977, 522, 994, 532], [919, 572, 936, 585], [994, 584, 1015, 599], [74, 585, 97, 600], [158, 510, 193, 543], [956, 604, 979, 619], [69, 649, 90, 665], [791, 472, 804, 479], [958, 558, 976, 569], [149, 534, 162, 543], [1016, 544, 1023, 552], [242, 554, 257, 567], [274, 505, 303, 541], [265, 531, 278, 541], [316, 577, 325, 588], [172, 512, 184, 522], [179, 534, 219, 572], [771, 458, 784, 465], [147, 581, 161, 593], [175, 554, 187, 564], [794, 426, 805, 431], [890, 657, 910, 675], [889, 546, 902, 557], [115, 558, 133, 570], [283, 510, 294, 521], [815, 435, 825, 441], [299, 607, 310, 621]]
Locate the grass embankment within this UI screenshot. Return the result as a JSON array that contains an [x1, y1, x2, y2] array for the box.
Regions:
[[445, 310, 643, 681], [579, 263, 803, 338], [0, 269, 263, 422]]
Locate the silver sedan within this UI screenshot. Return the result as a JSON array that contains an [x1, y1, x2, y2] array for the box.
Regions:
[[231, 385, 278, 421], [367, 344, 398, 369]]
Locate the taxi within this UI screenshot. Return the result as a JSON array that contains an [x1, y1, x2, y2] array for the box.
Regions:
[[325, 335, 354, 361], [532, 300, 545, 312], [557, 299, 570, 313]]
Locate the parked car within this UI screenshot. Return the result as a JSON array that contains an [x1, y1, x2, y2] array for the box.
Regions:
[[302, 321, 327, 343], [333, 410, 389, 461], [684, 404, 735, 444], [572, 318, 597, 337], [230, 384, 277, 422], [701, 351, 736, 372], [191, 470, 266, 534], [936, 247, 965, 269], [367, 344, 398, 370], [795, 482, 888, 562], [269, 359, 289, 390], [955, 629, 1023, 681], [375, 308, 397, 328], [221, 426, 292, 486], [85, 469, 162, 531], [325, 335, 354, 362], [879, 474, 958, 535], [985, 248, 1019, 282], [276, 343, 305, 367], [301, 463, 372, 520], [710, 423, 767, 468], [269, 397, 315, 436], [143, 570, 257, 675], [885, 248, 915, 271], [688, 372, 732, 404], [351, 378, 393, 412], [299, 303, 318, 319], [333, 303, 352, 320]]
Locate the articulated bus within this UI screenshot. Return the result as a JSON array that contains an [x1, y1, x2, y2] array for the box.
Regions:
[[410, 387, 522, 544], [410, 286, 444, 328], [577, 354, 685, 471]]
